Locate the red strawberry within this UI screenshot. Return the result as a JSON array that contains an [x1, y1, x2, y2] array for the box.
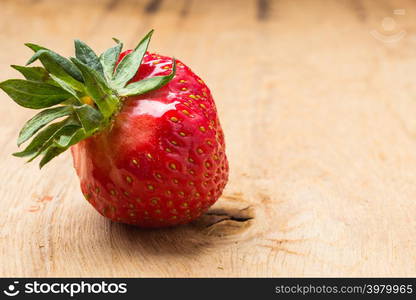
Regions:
[[1, 30, 228, 227]]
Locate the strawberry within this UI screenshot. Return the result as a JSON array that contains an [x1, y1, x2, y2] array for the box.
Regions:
[[0, 30, 228, 227]]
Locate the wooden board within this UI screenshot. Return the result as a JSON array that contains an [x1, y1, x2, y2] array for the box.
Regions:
[[1, 0, 416, 277]]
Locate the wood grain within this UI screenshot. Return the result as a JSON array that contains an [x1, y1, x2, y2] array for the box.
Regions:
[[1, 0, 416, 277]]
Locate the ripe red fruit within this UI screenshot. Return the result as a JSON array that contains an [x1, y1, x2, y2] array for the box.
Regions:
[[1, 30, 228, 227], [72, 52, 228, 227]]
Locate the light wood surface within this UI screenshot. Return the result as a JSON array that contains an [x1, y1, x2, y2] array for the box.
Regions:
[[1, 0, 416, 277]]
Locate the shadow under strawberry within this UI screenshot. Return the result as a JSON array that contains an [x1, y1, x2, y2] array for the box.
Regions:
[[102, 205, 255, 256]]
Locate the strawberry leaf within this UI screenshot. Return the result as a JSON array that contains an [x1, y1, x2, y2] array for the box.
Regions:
[[100, 42, 123, 82], [26, 45, 83, 82], [11, 65, 52, 83], [27, 50, 85, 92], [70, 58, 119, 119], [17, 106, 73, 146], [26, 118, 80, 162], [61, 98, 81, 105], [112, 30, 153, 88], [38, 105, 103, 168], [119, 60, 176, 96], [13, 120, 71, 158], [39, 127, 85, 168], [74, 40, 104, 76], [49, 74, 83, 101], [25, 43, 47, 52], [73, 104, 103, 133], [0, 79, 72, 109]]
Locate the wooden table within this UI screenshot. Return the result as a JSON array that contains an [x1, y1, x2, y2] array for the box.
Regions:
[[1, 0, 416, 277]]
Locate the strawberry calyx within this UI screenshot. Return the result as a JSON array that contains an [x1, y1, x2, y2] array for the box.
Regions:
[[0, 30, 176, 168]]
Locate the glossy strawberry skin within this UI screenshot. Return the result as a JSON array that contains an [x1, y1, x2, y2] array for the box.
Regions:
[[71, 52, 228, 227]]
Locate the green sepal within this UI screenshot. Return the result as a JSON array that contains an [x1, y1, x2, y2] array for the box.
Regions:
[[0, 79, 72, 109], [13, 105, 101, 165], [100, 42, 123, 82], [17, 106, 73, 146], [26, 45, 83, 82], [74, 40, 104, 76], [112, 30, 153, 88], [11, 65, 53, 84], [38, 106, 102, 168], [26, 49, 85, 92], [70, 58, 119, 119], [13, 120, 73, 158], [26, 118, 81, 163], [49, 74, 83, 101], [73, 104, 103, 133], [24, 43, 47, 52], [39, 126, 85, 168], [119, 60, 176, 96], [61, 98, 81, 105], [37, 105, 103, 168]]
